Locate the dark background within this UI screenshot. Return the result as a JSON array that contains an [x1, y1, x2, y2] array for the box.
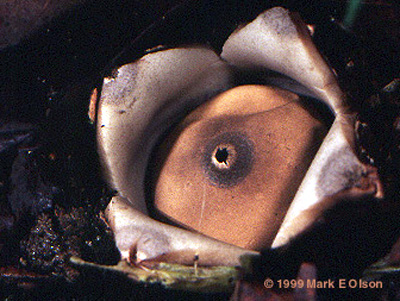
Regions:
[[1, 0, 400, 299]]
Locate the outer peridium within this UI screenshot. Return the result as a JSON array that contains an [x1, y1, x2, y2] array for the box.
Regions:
[[95, 7, 382, 266]]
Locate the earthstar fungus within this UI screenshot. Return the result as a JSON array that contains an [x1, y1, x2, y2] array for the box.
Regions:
[[95, 7, 383, 267]]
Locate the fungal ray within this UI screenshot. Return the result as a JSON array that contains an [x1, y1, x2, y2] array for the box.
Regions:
[[97, 46, 259, 265], [221, 6, 348, 115], [106, 196, 258, 266], [219, 6, 382, 248]]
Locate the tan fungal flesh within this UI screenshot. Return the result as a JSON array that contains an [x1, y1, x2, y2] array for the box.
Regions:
[[152, 85, 327, 250]]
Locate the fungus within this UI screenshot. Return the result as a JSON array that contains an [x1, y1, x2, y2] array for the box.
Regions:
[[95, 7, 383, 267]]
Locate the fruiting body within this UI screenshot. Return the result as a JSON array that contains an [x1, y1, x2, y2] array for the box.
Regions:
[[96, 7, 383, 267]]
